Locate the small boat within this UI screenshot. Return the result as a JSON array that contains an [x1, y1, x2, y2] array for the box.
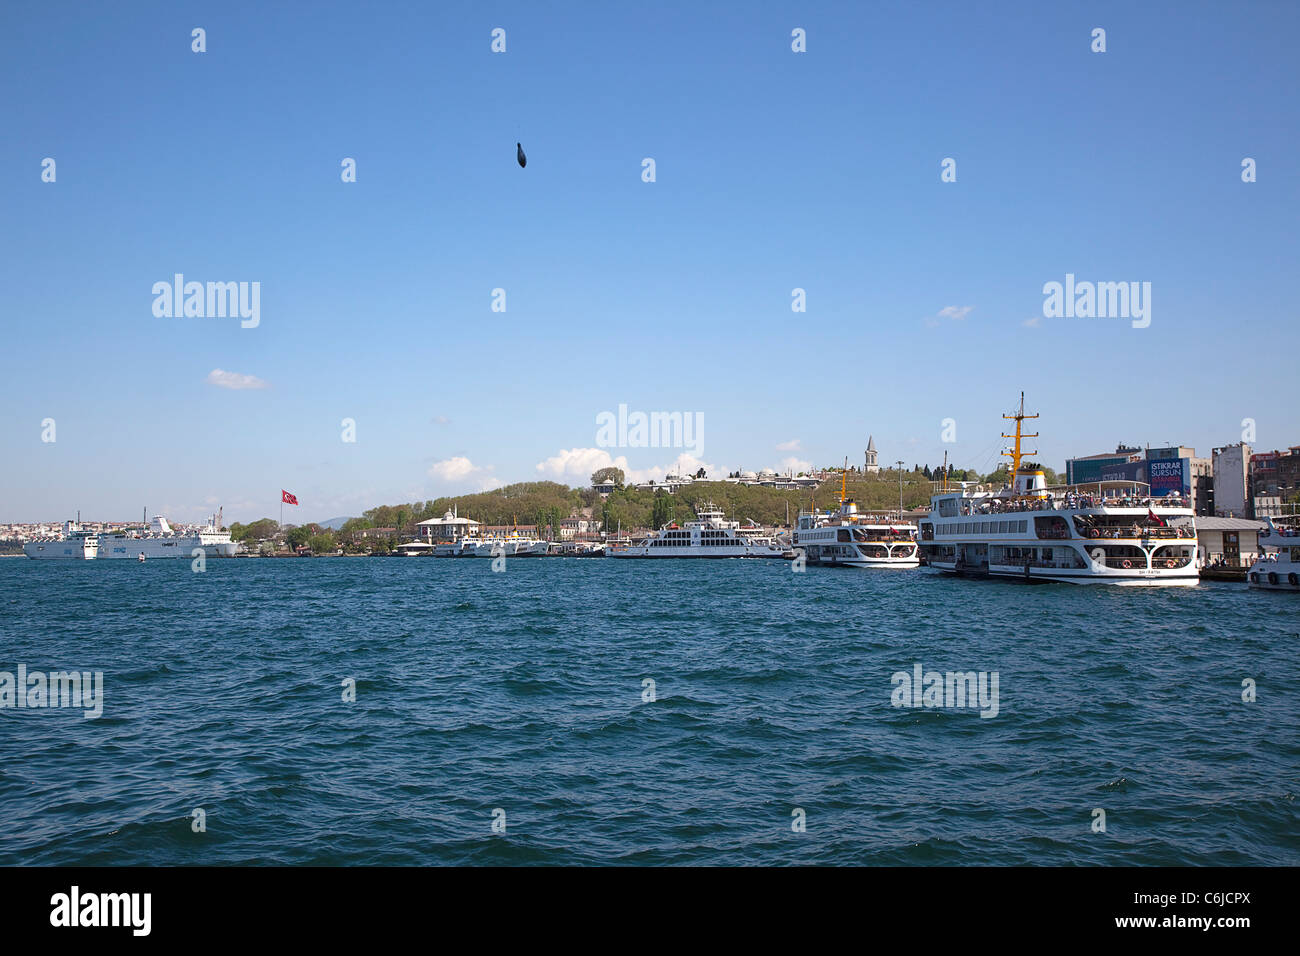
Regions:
[[137, 552, 146, 562], [1247, 518, 1300, 591]]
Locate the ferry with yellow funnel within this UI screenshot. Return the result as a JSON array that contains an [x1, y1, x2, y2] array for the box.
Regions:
[[792, 465, 919, 568], [918, 395, 1198, 586]]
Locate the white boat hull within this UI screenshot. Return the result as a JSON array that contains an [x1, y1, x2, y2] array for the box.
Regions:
[[609, 544, 786, 558], [805, 556, 920, 569], [97, 534, 237, 559], [796, 546, 919, 568], [23, 540, 97, 560], [469, 540, 544, 557], [925, 560, 1198, 586], [1247, 566, 1300, 590]]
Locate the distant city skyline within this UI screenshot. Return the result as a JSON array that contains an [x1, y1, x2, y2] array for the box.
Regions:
[[3, 3, 1297, 523]]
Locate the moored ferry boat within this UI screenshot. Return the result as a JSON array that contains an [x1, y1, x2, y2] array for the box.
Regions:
[[792, 471, 919, 568], [469, 535, 547, 557], [1248, 518, 1300, 591], [432, 537, 478, 557], [23, 521, 99, 560], [95, 513, 238, 559], [918, 396, 1198, 586], [609, 502, 786, 558]]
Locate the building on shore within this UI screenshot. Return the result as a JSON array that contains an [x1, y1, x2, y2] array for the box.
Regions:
[[1065, 445, 1145, 484], [631, 472, 698, 494], [1195, 516, 1268, 568], [559, 512, 597, 539], [480, 524, 539, 538], [1249, 447, 1300, 517], [1212, 443, 1252, 517], [415, 509, 480, 543]]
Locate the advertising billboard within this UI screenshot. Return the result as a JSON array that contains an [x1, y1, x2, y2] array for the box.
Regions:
[[1146, 457, 1189, 496]]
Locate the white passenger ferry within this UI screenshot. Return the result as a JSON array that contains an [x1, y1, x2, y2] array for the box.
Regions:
[[469, 536, 548, 558], [792, 472, 919, 568], [1248, 518, 1300, 591], [23, 521, 99, 560], [95, 512, 238, 559], [433, 537, 480, 557], [918, 396, 1198, 586], [609, 501, 786, 558]]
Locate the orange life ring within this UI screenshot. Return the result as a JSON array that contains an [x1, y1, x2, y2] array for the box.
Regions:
[[1121, 559, 1131, 569], [1088, 529, 1100, 538]]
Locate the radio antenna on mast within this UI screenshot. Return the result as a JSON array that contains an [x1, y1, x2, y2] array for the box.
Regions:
[[1001, 391, 1039, 487]]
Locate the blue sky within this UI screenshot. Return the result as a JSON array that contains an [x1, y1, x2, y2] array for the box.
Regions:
[[2, 1, 1297, 523]]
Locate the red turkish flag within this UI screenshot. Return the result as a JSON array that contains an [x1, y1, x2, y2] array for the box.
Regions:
[[282, 490, 299, 506]]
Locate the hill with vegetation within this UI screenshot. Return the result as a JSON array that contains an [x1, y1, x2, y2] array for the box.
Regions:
[[226, 460, 1057, 552]]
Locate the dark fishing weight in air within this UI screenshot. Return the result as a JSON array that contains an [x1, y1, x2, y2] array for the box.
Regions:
[[517, 142, 527, 168]]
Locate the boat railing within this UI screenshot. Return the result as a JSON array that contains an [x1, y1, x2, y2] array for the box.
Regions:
[[1078, 525, 1194, 540], [1035, 528, 1071, 539], [972, 495, 1190, 514]]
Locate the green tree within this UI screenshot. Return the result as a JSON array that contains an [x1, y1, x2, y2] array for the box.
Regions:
[[651, 493, 674, 529], [229, 517, 278, 542], [307, 532, 337, 554]]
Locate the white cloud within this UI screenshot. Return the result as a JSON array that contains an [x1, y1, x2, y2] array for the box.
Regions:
[[206, 368, 268, 390], [774, 456, 812, 474], [938, 305, 973, 320], [536, 447, 631, 481], [775, 439, 802, 452], [428, 456, 497, 490], [1022, 315, 1041, 328], [432, 415, 451, 425], [535, 448, 719, 484], [429, 457, 477, 481]]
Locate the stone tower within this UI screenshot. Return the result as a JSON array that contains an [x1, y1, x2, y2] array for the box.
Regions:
[[865, 435, 880, 474]]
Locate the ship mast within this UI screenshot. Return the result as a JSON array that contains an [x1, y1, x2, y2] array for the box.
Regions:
[[1000, 391, 1039, 490]]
